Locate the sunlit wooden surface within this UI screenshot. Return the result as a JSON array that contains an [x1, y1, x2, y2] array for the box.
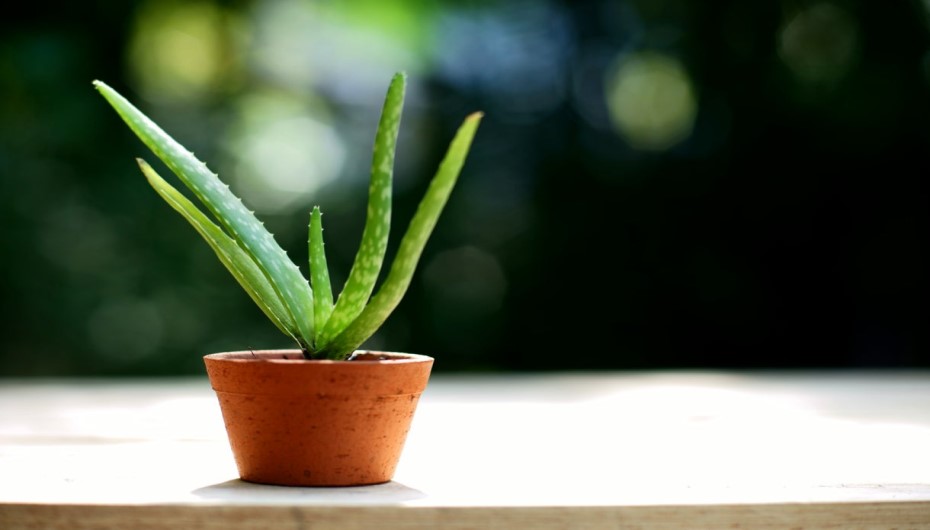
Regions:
[[1, 371, 929, 529]]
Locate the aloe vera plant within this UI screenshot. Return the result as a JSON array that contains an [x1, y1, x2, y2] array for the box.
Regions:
[[94, 73, 482, 360]]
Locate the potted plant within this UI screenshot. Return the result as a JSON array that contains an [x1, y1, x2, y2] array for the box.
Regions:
[[94, 73, 482, 486]]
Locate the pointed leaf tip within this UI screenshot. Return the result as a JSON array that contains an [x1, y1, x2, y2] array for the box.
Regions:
[[95, 80, 317, 349]]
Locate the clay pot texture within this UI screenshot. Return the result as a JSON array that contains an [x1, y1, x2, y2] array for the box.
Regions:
[[204, 350, 433, 487]]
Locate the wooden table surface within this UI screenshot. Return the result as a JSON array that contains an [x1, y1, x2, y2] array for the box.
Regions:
[[1, 371, 929, 529]]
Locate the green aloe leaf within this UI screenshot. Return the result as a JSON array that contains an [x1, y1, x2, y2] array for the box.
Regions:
[[94, 81, 316, 351], [317, 72, 406, 347], [320, 111, 483, 359], [308, 206, 334, 344], [137, 159, 298, 340]]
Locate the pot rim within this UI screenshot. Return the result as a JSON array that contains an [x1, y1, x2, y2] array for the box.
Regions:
[[203, 349, 433, 365]]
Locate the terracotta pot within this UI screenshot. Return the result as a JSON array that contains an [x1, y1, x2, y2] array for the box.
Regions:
[[203, 350, 433, 486]]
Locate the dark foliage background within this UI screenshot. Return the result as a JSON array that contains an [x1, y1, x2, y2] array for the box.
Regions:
[[2, 0, 929, 375]]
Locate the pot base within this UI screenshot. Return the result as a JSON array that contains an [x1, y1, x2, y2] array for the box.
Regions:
[[205, 350, 433, 487]]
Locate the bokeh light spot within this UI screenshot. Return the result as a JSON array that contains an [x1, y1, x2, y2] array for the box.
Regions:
[[87, 299, 165, 362], [420, 246, 507, 355], [250, 0, 429, 101], [423, 246, 507, 317], [605, 51, 697, 151], [433, 1, 572, 116], [778, 3, 858, 85], [223, 91, 345, 214], [127, 1, 237, 102]]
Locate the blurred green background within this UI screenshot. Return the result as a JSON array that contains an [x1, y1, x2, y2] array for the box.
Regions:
[[2, 0, 929, 375]]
